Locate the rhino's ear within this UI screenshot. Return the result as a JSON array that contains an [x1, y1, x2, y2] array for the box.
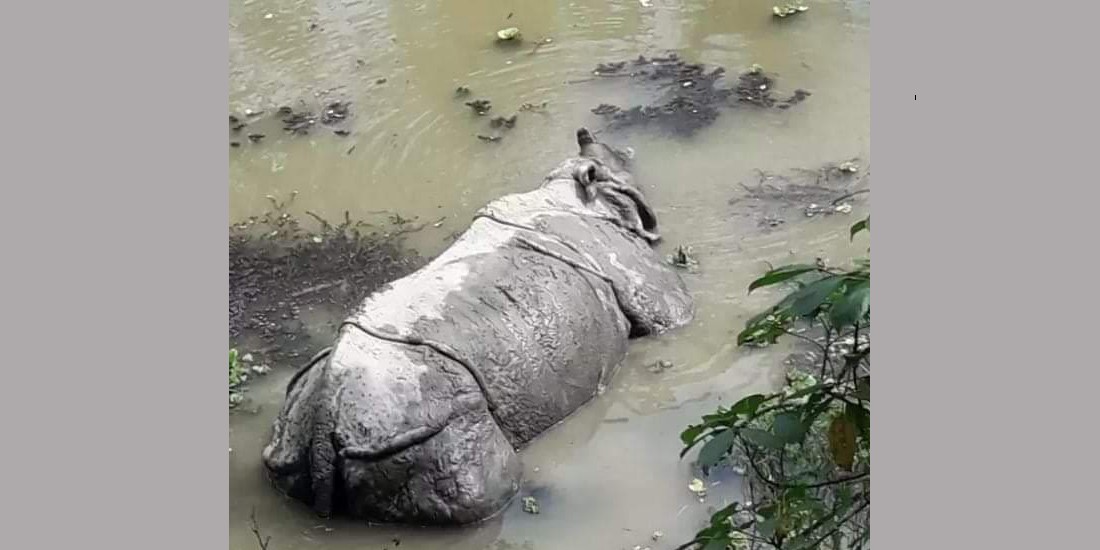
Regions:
[[636, 195, 658, 231], [571, 160, 599, 187], [625, 188, 659, 231]]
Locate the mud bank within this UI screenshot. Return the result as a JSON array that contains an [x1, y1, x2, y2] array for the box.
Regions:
[[229, 194, 425, 382]]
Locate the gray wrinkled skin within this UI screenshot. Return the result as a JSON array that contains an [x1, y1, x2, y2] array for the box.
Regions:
[[261, 128, 694, 525]]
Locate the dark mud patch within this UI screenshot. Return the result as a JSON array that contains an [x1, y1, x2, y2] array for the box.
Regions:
[[728, 159, 869, 232], [585, 54, 810, 137], [229, 194, 426, 372]]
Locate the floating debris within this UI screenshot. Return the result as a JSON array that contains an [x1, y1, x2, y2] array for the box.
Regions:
[[334, 129, 350, 137], [496, 27, 521, 41], [250, 364, 272, 375], [773, 4, 809, 18], [688, 478, 707, 499], [647, 360, 674, 373], [230, 142, 241, 148], [591, 103, 620, 115], [454, 86, 471, 97], [321, 102, 350, 125], [528, 37, 554, 55], [229, 115, 247, 133], [839, 161, 859, 173], [519, 101, 549, 112], [247, 133, 265, 143], [489, 114, 517, 129], [241, 353, 254, 363], [593, 61, 626, 75], [587, 54, 810, 137], [804, 203, 827, 217], [465, 99, 492, 115], [668, 245, 699, 270], [281, 110, 317, 135], [521, 496, 540, 514], [476, 134, 503, 143], [651, 531, 664, 541]]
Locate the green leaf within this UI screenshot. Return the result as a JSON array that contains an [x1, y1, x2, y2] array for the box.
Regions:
[[835, 485, 853, 514], [741, 428, 786, 450], [730, 393, 768, 419], [828, 280, 870, 327], [701, 538, 731, 550], [747, 264, 819, 293], [850, 216, 869, 240], [757, 517, 778, 539], [788, 276, 846, 317], [737, 319, 787, 346], [855, 376, 870, 403], [786, 508, 840, 550], [681, 424, 706, 446], [710, 502, 739, 524], [799, 392, 833, 426], [698, 429, 737, 469], [772, 412, 808, 444], [846, 402, 870, 440], [783, 383, 829, 402]]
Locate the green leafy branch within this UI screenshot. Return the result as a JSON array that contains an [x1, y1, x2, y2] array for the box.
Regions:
[[678, 216, 870, 550]]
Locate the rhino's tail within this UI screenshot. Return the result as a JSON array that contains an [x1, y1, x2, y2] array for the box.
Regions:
[[262, 349, 341, 517]]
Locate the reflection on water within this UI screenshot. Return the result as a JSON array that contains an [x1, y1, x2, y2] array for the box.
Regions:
[[229, 1, 869, 548]]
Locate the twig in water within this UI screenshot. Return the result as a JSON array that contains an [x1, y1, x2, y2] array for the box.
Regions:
[[831, 188, 870, 205], [250, 507, 271, 550], [528, 38, 553, 55], [304, 211, 333, 232]]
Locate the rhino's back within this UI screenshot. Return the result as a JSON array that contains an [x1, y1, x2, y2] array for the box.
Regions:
[[347, 218, 630, 446]]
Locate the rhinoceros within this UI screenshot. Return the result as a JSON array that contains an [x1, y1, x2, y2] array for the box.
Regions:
[[261, 128, 694, 525]]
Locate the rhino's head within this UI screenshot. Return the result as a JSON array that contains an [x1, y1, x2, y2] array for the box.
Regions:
[[261, 335, 522, 525], [573, 127, 658, 236]]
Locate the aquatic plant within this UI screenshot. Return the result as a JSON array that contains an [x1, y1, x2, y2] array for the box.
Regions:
[[679, 216, 870, 550], [229, 348, 244, 389]]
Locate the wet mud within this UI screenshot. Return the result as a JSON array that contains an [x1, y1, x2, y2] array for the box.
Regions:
[[229, 194, 425, 371]]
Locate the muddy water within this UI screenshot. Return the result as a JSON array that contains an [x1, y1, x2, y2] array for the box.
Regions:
[[229, 1, 869, 549]]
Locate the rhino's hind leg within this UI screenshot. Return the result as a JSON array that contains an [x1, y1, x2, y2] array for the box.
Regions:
[[341, 397, 521, 524], [263, 336, 522, 525]]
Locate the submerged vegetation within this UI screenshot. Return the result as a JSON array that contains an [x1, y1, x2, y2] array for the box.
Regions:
[[229, 348, 244, 388], [679, 216, 870, 550]]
